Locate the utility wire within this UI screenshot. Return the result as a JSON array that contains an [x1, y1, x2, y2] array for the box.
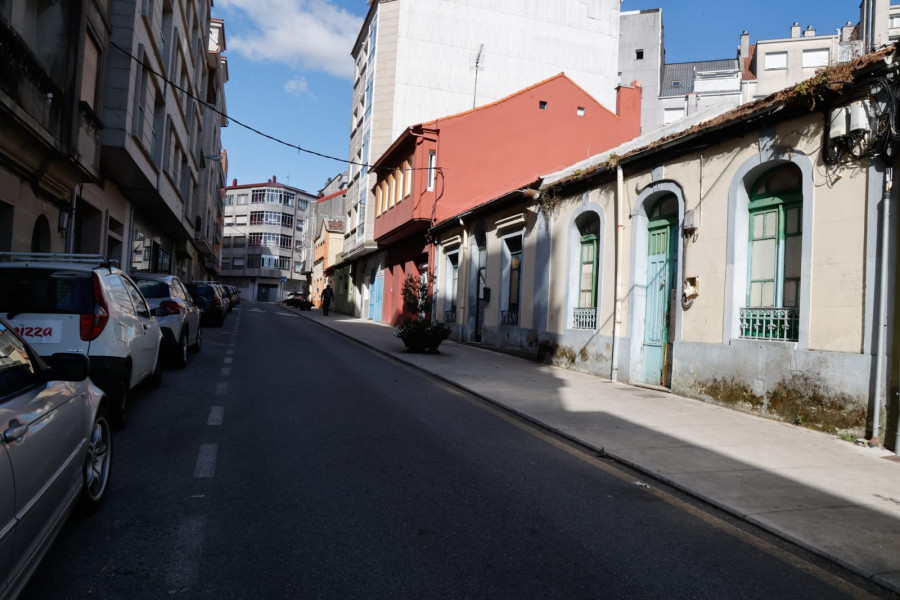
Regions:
[[110, 40, 435, 172]]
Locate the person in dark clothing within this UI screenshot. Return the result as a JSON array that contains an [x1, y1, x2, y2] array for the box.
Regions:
[[322, 285, 334, 316]]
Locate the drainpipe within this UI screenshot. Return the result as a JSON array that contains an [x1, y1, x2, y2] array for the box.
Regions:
[[611, 165, 625, 381], [66, 187, 77, 253], [873, 165, 892, 446], [459, 219, 469, 339]]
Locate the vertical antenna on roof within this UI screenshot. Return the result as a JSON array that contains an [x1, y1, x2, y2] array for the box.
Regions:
[[472, 43, 485, 109]]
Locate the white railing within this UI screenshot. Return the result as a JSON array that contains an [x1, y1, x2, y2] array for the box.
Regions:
[[572, 307, 596, 330], [740, 307, 799, 342]]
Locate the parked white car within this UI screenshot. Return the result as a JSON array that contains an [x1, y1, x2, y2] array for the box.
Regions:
[[132, 273, 202, 368], [0, 253, 163, 427], [0, 316, 112, 599]]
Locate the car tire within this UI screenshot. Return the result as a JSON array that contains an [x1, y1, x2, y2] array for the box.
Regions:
[[111, 372, 129, 429], [77, 405, 112, 515], [190, 328, 202, 354], [148, 351, 163, 388], [174, 332, 188, 368]]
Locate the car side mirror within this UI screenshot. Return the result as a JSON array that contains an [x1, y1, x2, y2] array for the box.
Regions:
[[47, 353, 90, 382]]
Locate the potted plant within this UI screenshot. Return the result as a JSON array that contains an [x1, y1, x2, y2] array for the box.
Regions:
[[395, 273, 451, 352]]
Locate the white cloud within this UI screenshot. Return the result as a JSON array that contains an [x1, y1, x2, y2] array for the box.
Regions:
[[284, 77, 314, 97], [217, 0, 363, 80]]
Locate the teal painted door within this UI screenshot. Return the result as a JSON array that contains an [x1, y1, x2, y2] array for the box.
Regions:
[[372, 275, 383, 323], [368, 269, 376, 320], [642, 225, 675, 386]]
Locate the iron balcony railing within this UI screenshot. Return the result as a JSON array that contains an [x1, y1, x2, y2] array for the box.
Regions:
[[501, 310, 519, 326], [572, 307, 597, 330], [739, 307, 799, 342]]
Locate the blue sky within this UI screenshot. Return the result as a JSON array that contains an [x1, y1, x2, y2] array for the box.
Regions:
[[213, 0, 860, 195]]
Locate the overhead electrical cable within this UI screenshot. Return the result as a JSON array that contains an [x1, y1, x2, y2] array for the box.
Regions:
[[110, 40, 436, 172]]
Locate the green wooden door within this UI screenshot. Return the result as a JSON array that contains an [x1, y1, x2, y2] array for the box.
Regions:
[[642, 194, 679, 387]]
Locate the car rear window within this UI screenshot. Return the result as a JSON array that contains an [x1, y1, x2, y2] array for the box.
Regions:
[[135, 280, 169, 299], [0, 269, 93, 317], [187, 284, 214, 296]]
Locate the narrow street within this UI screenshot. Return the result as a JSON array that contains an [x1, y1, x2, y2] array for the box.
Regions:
[[21, 303, 889, 599]]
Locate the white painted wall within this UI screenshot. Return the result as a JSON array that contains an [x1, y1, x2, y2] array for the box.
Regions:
[[389, 0, 620, 143]]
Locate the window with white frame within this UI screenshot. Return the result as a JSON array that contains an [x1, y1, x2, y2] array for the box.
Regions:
[[427, 150, 436, 191], [764, 51, 788, 70], [741, 164, 802, 341], [802, 49, 829, 68], [404, 159, 413, 196], [664, 107, 684, 125]]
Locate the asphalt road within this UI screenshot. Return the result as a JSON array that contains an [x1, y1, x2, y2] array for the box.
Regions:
[[20, 302, 892, 599]]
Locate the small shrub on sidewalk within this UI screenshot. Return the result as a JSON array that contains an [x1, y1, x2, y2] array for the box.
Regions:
[[395, 273, 451, 352]]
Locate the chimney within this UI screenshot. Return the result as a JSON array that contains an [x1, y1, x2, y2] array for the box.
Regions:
[[740, 31, 750, 61], [791, 22, 801, 38], [232, 178, 237, 187], [273, 175, 277, 183], [804, 25, 816, 37], [841, 21, 855, 42]]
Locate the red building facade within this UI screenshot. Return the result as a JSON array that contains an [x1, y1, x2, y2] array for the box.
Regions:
[[371, 74, 641, 325]]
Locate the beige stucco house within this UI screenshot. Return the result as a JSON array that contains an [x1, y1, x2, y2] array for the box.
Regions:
[[430, 45, 900, 449]]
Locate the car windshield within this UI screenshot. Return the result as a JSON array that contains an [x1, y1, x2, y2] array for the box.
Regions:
[[0, 269, 93, 318], [135, 280, 169, 299]]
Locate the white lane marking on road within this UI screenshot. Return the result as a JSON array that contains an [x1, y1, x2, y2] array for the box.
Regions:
[[215, 382, 228, 397], [220, 367, 231, 377], [166, 513, 208, 593], [208, 406, 224, 426], [194, 443, 218, 478], [223, 357, 233, 364], [226, 348, 234, 355]]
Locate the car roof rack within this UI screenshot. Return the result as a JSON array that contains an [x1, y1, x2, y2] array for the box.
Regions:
[[0, 252, 120, 271]]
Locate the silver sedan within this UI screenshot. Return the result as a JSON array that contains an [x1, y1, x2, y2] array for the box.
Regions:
[[0, 317, 112, 599]]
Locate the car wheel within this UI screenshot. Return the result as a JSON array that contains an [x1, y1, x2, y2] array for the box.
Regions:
[[190, 328, 202, 354], [148, 351, 163, 388], [77, 405, 112, 515], [174, 332, 188, 368], [112, 373, 129, 429]]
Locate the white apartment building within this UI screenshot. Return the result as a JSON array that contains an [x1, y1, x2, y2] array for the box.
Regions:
[[341, 0, 622, 318], [221, 178, 316, 302], [740, 21, 862, 101]]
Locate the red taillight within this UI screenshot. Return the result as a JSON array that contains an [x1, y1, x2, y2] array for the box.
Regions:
[[80, 273, 110, 341], [161, 300, 181, 314], [209, 297, 222, 307]]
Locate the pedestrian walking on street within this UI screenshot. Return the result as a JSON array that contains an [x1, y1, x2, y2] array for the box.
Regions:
[[322, 285, 334, 316]]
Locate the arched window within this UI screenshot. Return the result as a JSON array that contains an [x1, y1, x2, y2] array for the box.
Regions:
[[573, 211, 600, 329], [31, 215, 51, 252], [742, 164, 801, 341]]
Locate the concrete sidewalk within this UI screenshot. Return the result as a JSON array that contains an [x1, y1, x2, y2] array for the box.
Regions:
[[296, 308, 900, 593]]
